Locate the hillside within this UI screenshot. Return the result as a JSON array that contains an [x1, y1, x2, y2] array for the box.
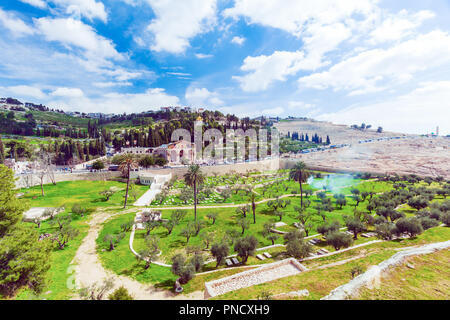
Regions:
[[275, 119, 405, 145]]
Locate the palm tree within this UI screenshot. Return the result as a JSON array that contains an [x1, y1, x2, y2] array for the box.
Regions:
[[184, 164, 205, 221], [119, 154, 138, 209], [289, 161, 311, 208], [245, 185, 258, 224]]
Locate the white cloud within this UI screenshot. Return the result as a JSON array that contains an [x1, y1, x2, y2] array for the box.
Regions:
[[0, 8, 35, 36], [0, 85, 47, 100], [50, 0, 108, 22], [262, 106, 284, 116], [318, 81, 450, 135], [19, 0, 47, 9], [92, 82, 132, 88], [231, 36, 245, 45], [48, 88, 180, 114], [185, 87, 224, 106], [146, 0, 217, 54], [369, 10, 435, 44], [233, 50, 307, 92], [195, 53, 213, 59], [34, 17, 122, 60], [228, 1, 379, 92], [223, 0, 376, 37], [51, 87, 85, 98], [288, 101, 316, 110], [299, 31, 450, 95]]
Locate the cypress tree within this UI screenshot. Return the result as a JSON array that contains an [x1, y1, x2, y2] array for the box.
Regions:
[[0, 137, 4, 164]]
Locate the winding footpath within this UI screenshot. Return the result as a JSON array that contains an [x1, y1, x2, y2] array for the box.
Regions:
[[71, 208, 203, 300]]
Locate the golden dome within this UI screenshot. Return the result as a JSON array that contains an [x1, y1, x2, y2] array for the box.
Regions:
[[196, 116, 203, 121]]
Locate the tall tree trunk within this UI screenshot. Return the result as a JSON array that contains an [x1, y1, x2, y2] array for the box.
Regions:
[[252, 201, 256, 224], [194, 181, 197, 221], [299, 180, 303, 208], [124, 166, 130, 208]]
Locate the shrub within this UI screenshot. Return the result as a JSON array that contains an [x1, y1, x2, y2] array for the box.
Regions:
[[317, 220, 341, 236], [419, 217, 440, 230], [108, 286, 133, 300], [171, 254, 195, 284], [234, 235, 258, 264], [441, 212, 450, 226], [211, 242, 229, 267], [395, 217, 424, 237], [326, 232, 353, 250], [286, 239, 312, 259], [375, 223, 397, 240]]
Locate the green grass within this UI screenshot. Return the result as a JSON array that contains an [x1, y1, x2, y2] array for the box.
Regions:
[[30, 110, 90, 127], [14, 217, 89, 300], [96, 212, 177, 290], [357, 249, 450, 300], [214, 226, 450, 300], [20, 180, 150, 209]]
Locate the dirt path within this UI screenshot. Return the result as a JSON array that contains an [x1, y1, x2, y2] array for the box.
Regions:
[[71, 209, 204, 300]]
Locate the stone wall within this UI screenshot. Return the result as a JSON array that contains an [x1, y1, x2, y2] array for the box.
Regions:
[[135, 158, 281, 179], [15, 171, 122, 189]]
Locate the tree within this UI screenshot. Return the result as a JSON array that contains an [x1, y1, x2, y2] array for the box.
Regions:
[[418, 217, 440, 230], [144, 220, 161, 236], [71, 203, 88, 217], [180, 223, 195, 244], [0, 164, 28, 231], [79, 278, 115, 300], [0, 137, 4, 164], [211, 242, 229, 267], [236, 205, 250, 218], [286, 239, 313, 259], [103, 233, 125, 251], [179, 187, 193, 204], [138, 236, 160, 269], [441, 212, 450, 226], [395, 217, 424, 238], [408, 196, 429, 211], [317, 220, 341, 236], [139, 155, 154, 168], [326, 232, 353, 250], [237, 217, 250, 235], [171, 209, 187, 225], [375, 222, 397, 240], [171, 254, 196, 284], [289, 161, 311, 208], [265, 233, 279, 245], [119, 154, 138, 209], [245, 185, 258, 224], [273, 209, 285, 221], [206, 212, 218, 225], [0, 165, 52, 297], [220, 189, 232, 202], [200, 230, 215, 249], [184, 164, 205, 221], [193, 220, 206, 236], [49, 214, 71, 231], [345, 218, 365, 239], [92, 160, 105, 171], [99, 187, 117, 201], [108, 286, 134, 300], [189, 253, 204, 273], [234, 235, 258, 264], [52, 224, 79, 250]]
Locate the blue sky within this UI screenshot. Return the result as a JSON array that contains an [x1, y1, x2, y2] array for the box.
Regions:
[[0, 0, 449, 134]]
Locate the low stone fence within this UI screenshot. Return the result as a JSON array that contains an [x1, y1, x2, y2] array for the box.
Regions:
[[204, 258, 307, 299]]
